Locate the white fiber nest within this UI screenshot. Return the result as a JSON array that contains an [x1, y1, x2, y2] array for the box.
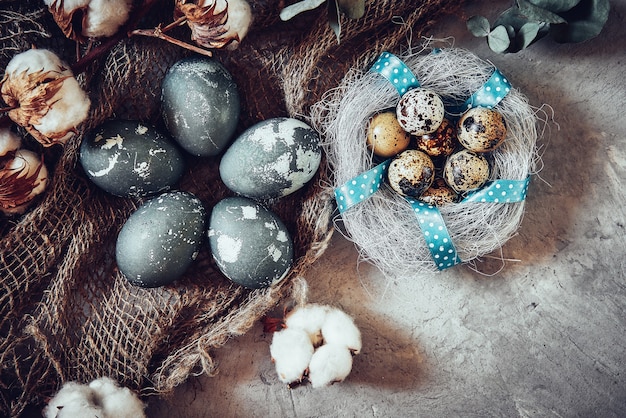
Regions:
[[310, 46, 540, 277]]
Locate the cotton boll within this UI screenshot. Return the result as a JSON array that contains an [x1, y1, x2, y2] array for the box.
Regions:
[[1, 149, 49, 216], [3, 48, 66, 76], [320, 307, 362, 354], [44, 0, 131, 40], [43, 0, 90, 11], [284, 303, 330, 346], [1, 49, 91, 146], [307, 343, 354, 388], [84, 0, 133, 38], [176, 0, 252, 50], [33, 75, 91, 143], [221, 0, 252, 50], [42, 381, 102, 418], [0, 126, 21, 157], [270, 327, 314, 384], [88, 377, 146, 418]]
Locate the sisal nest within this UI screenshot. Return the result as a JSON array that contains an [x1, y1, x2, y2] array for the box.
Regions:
[[310, 45, 540, 277], [0, 0, 465, 415]]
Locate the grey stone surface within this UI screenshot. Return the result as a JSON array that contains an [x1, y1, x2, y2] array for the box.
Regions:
[[147, 1, 626, 416]]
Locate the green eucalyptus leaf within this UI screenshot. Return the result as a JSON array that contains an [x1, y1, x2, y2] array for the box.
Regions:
[[488, 25, 512, 52], [328, 0, 342, 43], [516, 0, 567, 23], [505, 24, 516, 38], [467, 15, 491, 37], [549, 0, 609, 42], [517, 21, 542, 48], [529, 0, 582, 13], [337, 0, 365, 19], [494, 7, 533, 30], [279, 0, 326, 21]]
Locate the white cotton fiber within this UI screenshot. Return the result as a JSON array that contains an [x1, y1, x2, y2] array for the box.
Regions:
[[320, 307, 362, 354], [307, 343, 354, 388], [270, 327, 315, 384]]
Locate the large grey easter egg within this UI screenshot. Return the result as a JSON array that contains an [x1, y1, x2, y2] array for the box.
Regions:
[[208, 196, 293, 289], [116, 191, 206, 288], [80, 120, 185, 197], [219, 117, 321, 200], [161, 56, 240, 157]]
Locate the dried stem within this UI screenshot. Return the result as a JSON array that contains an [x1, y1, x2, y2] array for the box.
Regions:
[[130, 25, 213, 57]]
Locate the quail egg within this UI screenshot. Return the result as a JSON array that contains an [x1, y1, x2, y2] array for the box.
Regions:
[[443, 149, 490, 193], [457, 107, 507, 153], [420, 177, 459, 206], [387, 149, 435, 198], [415, 118, 458, 157], [396, 88, 444, 136], [366, 111, 411, 157]]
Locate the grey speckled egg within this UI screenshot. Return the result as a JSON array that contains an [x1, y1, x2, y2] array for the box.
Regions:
[[116, 191, 206, 288], [80, 120, 185, 197], [387, 149, 435, 198], [396, 88, 444, 136], [219, 117, 321, 200], [457, 107, 507, 153], [208, 196, 293, 289], [443, 149, 490, 193], [420, 178, 459, 206], [161, 56, 240, 157]]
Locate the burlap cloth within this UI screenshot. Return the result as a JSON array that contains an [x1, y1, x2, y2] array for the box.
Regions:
[[0, 0, 463, 414]]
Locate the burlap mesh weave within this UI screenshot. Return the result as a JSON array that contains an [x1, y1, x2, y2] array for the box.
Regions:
[[0, 0, 462, 415]]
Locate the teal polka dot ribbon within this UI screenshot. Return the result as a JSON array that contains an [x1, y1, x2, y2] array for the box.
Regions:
[[463, 68, 511, 110], [334, 51, 525, 270], [370, 52, 420, 95], [406, 199, 462, 270], [462, 178, 530, 203], [335, 160, 391, 213]]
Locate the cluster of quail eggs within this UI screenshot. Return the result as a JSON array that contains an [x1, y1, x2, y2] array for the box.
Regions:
[[367, 87, 507, 205]]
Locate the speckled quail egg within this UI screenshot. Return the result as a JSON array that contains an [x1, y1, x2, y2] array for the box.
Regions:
[[415, 118, 459, 157], [457, 107, 507, 153], [443, 149, 490, 193], [366, 111, 411, 157], [387, 149, 435, 198], [419, 177, 458, 206], [396, 88, 445, 136]]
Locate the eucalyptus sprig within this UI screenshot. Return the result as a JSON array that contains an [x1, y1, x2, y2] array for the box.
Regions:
[[279, 0, 365, 43], [467, 0, 610, 53]]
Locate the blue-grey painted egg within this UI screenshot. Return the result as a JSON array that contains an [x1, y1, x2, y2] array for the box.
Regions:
[[80, 120, 185, 197], [116, 191, 206, 288], [161, 56, 240, 156], [208, 196, 293, 289], [443, 149, 490, 193], [219, 117, 321, 200]]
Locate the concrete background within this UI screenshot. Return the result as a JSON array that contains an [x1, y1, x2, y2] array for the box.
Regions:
[[148, 1, 626, 416]]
